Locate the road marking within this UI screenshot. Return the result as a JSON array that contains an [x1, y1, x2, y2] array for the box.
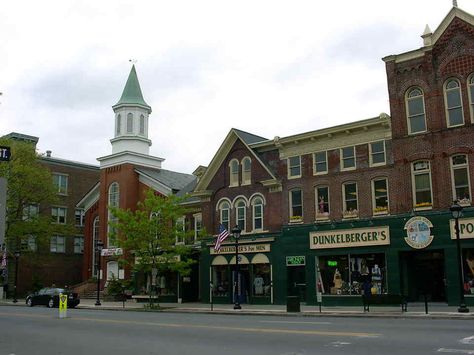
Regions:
[[0, 311, 379, 338], [461, 336, 474, 345], [328, 341, 351, 347], [260, 320, 331, 325], [437, 349, 474, 354]]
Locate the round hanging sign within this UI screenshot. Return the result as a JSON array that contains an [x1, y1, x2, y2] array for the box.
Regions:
[[404, 216, 434, 249]]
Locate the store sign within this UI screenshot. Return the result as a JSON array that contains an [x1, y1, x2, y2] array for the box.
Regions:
[[450, 218, 474, 240], [286, 256, 305, 266], [101, 248, 123, 256], [404, 216, 433, 249], [0, 146, 11, 162], [309, 227, 390, 249], [210, 243, 270, 255]]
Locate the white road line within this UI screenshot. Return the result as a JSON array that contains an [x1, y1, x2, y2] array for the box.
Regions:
[[259, 320, 331, 325], [437, 348, 474, 354], [460, 336, 474, 345]]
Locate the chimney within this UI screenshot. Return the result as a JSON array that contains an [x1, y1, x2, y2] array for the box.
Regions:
[[46, 150, 52, 158]]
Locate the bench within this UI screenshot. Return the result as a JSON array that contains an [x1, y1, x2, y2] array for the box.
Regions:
[[362, 294, 407, 312]]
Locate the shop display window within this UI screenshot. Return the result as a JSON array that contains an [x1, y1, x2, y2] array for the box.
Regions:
[[252, 264, 271, 297], [317, 253, 386, 295], [212, 265, 229, 297], [463, 249, 474, 295], [158, 270, 177, 296]]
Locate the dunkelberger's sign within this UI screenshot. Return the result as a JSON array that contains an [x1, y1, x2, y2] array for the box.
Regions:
[[309, 226, 390, 249]]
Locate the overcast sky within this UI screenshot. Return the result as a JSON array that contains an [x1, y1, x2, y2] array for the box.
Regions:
[[1, 1, 473, 174]]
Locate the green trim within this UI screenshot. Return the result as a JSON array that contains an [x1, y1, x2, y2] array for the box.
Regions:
[[113, 65, 151, 110]]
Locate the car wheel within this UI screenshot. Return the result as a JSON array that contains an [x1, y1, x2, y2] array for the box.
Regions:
[[47, 298, 54, 308], [26, 298, 33, 307]]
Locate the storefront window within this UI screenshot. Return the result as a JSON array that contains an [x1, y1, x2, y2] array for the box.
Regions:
[[158, 270, 177, 296], [463, 249, 474, 295], [212, 265, 229, 297], [317, 253, 386, 295], [252, 264, 271, 297]]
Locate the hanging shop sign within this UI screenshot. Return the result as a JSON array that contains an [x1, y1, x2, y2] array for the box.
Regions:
[[450, 218, 474, 240], [404, 216, 433, 249], [210, 243, 271, 255], [286, 256, 306, 266], [101, 248, 123, 256], [309, 226, 390, 249]]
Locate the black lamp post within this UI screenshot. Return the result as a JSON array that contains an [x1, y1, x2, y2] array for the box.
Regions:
[[95, 240, 104, 306], [13, 250, 20, 303], [450, 202, 469, 313], [232, 225, 242, 310]]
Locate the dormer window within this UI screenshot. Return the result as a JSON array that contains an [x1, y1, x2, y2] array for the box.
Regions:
[[406, 87, 427, 134], [242, 157, 251, 185], [445, 79, 464, 127], [229, 159, 239, 187], [127, 113, 133, 133]]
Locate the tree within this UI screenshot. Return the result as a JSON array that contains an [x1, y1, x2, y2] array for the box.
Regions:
[[0, 138, 75, 292], [109, 189, 198, 307]]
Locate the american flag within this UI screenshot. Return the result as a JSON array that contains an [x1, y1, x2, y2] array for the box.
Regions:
[[214, 224, 229, 252]]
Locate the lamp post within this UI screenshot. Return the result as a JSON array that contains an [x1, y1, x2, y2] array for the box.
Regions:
[[13, 250, 20, 303], [232, 225, 242, 310], [450, 202, 469, 313], [95, 240, 104, 306]]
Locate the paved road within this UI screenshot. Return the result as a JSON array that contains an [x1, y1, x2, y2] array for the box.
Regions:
[[1, 306, 474, 355]]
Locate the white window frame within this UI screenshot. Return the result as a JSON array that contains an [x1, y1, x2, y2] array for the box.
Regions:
[[288, 156, 302, 179], [193, 213, 202, 242], [372, 178, 389, 215], [369, 141, 386, 167], [340, 146, 356, 171], [468, 74, 474, 123], [175, 217, 186, 245], [411, 161, 433, 210], [126, 112, 133, 133], [107, 182, 120, 248], [229, 159, 239, 187], [51, 206, 67, 224], [342, 182, 358, 218], [444, 78, 465, 128], [313, 151, 328, 175], [75, 208, 84, 226], [74, 236, 84, 254], [315, 186, 330, 220], [406, 87, 427, 135], [219, 201, 230, 232], [450, 154, 472, 206], [53, 173, 68, 195], [251, 196, 264, 231], [235, 200, 246, 232], [26, 235, 37, 252], [241, 157, 251, 185], [23, 204, 39, 221], [50, 235, 65, 253], [289, 189, 303, 221]]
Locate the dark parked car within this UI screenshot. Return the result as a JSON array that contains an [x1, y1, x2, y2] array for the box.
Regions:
[[26, 287, 80, 308]]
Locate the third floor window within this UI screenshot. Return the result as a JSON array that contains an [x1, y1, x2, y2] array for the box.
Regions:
[[444, 79, 464, 127], [406, 87, 427, 134], [341, 147, 355, 170], [53, 174, 68, 195], [288, 156, 301, 178]]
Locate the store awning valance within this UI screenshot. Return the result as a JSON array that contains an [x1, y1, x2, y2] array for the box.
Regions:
[[229, 255, 250, 265], [211, 255, 228, 266], [251, 253, 270, 264]]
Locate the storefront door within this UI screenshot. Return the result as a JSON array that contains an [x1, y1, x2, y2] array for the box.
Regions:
[[287, 266, 306, 302], [400, 250, 445, 302]]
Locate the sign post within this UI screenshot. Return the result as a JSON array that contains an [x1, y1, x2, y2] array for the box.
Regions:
[[59, 293, 67, 319]]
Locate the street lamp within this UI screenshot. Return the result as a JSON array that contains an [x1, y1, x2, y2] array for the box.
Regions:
[[232, 225, 242, 310], [13, 250, 20, 303], [95, 240, 104, 306], [450, 202, 469, 313]]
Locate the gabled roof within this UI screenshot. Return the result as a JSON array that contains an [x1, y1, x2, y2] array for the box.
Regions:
[[112, 65, 151, 112], [135, 167, 196, 194], [194, 128, 276, 193], [383, 6, 474, 63]]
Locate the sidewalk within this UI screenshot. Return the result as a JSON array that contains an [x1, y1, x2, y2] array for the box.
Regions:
[[2, 298, 474, 319]]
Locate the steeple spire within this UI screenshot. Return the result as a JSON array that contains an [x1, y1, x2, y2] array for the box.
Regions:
[[113, 65, 151, 112]]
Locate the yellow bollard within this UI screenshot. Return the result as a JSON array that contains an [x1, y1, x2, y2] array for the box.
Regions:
[[59, 293, 67, 319]]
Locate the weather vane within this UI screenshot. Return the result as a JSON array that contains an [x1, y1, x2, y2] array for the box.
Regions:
[[453, 0, 458, 7], [129, 59, 138, 64]]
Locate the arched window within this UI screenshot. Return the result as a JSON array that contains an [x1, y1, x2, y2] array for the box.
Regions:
[[139, 114, 145, 135], [218, 201, 230, 231], [468, 75, 474, 122], [444, 79, 464, 127], [229, 159, 239, 187], [127, 113, 133, 133], [242, 157, 251, 185], [107, 182, 120, 247], [235, 200, 246, 231], [406, 87, 427, 134], [116, 114, 121, 135], [92, 217, 99, 276], [252, 196, 263, 231]]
